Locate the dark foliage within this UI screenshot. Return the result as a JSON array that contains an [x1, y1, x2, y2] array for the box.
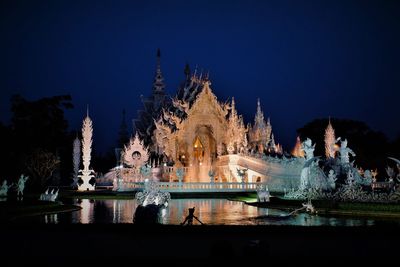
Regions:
[[0, 94, 74, 190]]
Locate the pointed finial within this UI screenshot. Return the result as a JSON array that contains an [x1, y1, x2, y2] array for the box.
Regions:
[[86, 104, 89, 117], [157, 48, 161, 58]]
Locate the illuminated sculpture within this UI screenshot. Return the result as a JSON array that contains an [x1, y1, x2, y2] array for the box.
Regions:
[[122, 132, 150, 168], [113, 133, 151, 191], [291, 136, 305, 157], [299, 138, 315, 190], [336, 138, 356, 165], [78, 111, 95, 191], [135, 179, 170, 207], [39, 188, 59, 202], [71, 135, 81, 189], [16, 174, 29, 198], [0, 180, 13, 197], [388, 157, 400, 182], [301, 138, 315, 161], [327, 170, 337, 190], [257, 184, 270, 202], [324, 119, 336, 158]]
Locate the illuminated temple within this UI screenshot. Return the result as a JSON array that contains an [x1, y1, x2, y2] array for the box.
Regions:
[[108, 50, 304, 191]]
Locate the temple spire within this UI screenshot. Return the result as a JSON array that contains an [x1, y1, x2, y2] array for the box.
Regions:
[[153, 48, 165, 93], [255, 98, 265, 125]]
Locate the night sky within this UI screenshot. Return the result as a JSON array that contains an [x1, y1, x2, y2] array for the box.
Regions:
[[1, 0, 399, 154]]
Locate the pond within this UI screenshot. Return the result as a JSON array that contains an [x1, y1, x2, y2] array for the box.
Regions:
[[25, 198, 400, 226]]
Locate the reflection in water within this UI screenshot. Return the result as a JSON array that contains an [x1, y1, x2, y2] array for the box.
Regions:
[[79, 199, 94, 224], [44, 213, 58, 224], [35, 198, 394, 226]]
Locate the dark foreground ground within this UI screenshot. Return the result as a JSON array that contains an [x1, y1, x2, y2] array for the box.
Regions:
[[1, 224, 399, 266]]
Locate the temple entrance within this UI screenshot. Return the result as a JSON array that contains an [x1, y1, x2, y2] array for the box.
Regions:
[[187, 125, 217, 182]]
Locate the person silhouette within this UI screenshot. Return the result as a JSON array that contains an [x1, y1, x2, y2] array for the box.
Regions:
[[180, 207, 204, 225]]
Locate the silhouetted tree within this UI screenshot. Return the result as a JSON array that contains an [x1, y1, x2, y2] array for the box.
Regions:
[[25, 148, 60, 189], [7, 94, 73, 190]]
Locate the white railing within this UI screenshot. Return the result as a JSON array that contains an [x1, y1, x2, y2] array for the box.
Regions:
[[118, 181, 260, 192]]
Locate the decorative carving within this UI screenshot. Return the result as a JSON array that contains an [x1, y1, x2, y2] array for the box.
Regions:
[[78, 112, 95, 191], [122, 132, 149, 168]]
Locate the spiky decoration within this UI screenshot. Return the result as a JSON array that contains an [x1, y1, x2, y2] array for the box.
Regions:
[[325, 119, 336, 158], [292, 136, 305, 157], [78, 111, 95, 191]]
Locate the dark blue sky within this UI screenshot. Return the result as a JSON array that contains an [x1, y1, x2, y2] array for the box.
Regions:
[[1, 0, 399, 153]]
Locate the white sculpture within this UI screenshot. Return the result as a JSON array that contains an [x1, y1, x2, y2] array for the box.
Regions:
[[363, 170, 373, 185], [388, 157, 400, 182], [336, 138, 356, 165], [257, 184, 270, 202], [135, 179, 170, 207], [327, 170, 337, 190], [122, 132, 149, 168], [71, 135, 81, 189], [299, 138, 316, 191], [39, 188, 59, 202], [0, 180, 13, 197], [301, 138, 315, 161], [347, 170, 355, 185], [17, 174, 29, 198], [78, 111, 96, 191]]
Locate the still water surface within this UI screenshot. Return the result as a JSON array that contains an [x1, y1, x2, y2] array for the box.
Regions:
[[34, 198, 399, 226]]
